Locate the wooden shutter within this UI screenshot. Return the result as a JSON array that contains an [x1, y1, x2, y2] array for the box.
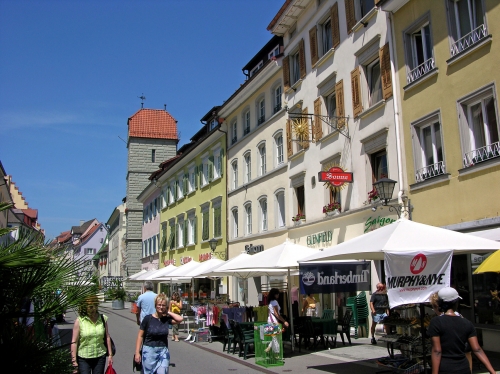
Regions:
[[331, 3, 340, 49], [283, 55, 290, 91], [174, 181, 178, 200], [202, 212, 209, 241], [286, 119, 293, 157], [183, 221, 187, 247], [166, 185, 170, 206], [208, 156, 214, 182], [309, 26, 318, 66], [183, 174, 188, 194], [193, 217, 197, 244], [219, 148, 224, 177], [379, 43, 393, 100], [194, 165, 198, 189], [199, 163, 203, 186], [351, 67, 363, 117], [302, 107, 310, 149], [299, 39, 306, 79], [313, 98, 323, 141], [335, 80, 346, 129], [345, 0, 357, 34], [174, 223, 178, 248]]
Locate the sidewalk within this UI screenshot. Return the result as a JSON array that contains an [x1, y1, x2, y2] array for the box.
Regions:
[[99, 302, 500, 374]]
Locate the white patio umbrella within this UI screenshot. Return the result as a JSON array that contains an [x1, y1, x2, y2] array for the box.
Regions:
[[148, 264, 178, 279], [127, 269, 147, 281], [135, 268, 163, 281], [155, 261, 201, 303], [300, 219, 500, 263]]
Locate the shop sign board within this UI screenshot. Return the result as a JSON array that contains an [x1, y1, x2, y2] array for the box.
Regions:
[[318, 166, 353, 188], [199, 253, 212, 262], [164, 259, 176, 266], [299, 262, 370, 294], [307, 230, 332, 246], [364, 215, 396, 233], [180, 256, 192, 265], [245, 243, 264, 255], [384, 250, 452, 308]]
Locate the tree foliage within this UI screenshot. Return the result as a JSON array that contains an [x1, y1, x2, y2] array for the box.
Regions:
[[0, 203, 98, 373]]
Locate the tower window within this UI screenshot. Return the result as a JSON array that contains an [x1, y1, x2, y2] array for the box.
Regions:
[[152, 149, 156, 163]]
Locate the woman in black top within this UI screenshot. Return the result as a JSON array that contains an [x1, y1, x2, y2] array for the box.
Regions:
[[427, 287, 495, 374], [134, 293, 183, 374]]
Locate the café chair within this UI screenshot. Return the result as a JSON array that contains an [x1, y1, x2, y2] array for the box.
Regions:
[[298, 317, 323, 352], [337, 310, 353, 346], [322, 309, 335, 320]]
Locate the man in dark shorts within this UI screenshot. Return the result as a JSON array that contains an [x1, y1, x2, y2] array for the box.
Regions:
[[370, 282, 389, 345]]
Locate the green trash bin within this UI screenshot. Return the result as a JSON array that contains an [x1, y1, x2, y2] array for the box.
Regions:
[[254, 323, 284, 368]]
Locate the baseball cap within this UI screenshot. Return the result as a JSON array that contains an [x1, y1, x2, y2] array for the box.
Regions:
[[438, 287, 462, 302]]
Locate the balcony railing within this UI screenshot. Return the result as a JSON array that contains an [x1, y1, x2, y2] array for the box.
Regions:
[[231, 136, 237, 145], [274, 103, 282, 114], [463, 141, 500, 168], [407, 58, 435, 84], [415, 161, 446, 183], [450, 24, 487, 57], [257, 116, 265, 126], [243, 126, 250, 135]]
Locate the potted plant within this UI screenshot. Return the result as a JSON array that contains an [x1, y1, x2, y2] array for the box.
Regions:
[[129, 292, 140, 314], [368, 188, 379, 203], [292, 213, 305, 224], [323, 202, 341, 216], [105, 279, 127, 310]]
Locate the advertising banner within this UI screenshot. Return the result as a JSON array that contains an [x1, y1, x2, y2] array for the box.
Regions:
[[384, 250, 452, 308], [299, 262, 371, 294]]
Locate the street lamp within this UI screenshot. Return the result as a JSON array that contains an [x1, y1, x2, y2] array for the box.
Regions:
[[209, 238, 226, 260], [371, 178, 409, 219]]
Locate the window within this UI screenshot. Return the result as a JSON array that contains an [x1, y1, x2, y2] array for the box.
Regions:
[[258, 143, 266, 176], [245, 204, 252, 235], [169, 181, 176, 204], [188, 166, 196, 193], [259, 198, 268, 232], [296, 185, 305, 216], [290, 50, 301, 85], [257, 98, 265, 125], [153, 199, 157, 217], [367, 58, 382, 106], [244, 152, 251, 183], [326, 91, 337, 134], [405, 19, 435, 83], [187, 216, 196, 245], [275, 133, 284, 165], [202, 211, 209, 241], [168, 222, 175, 250], [161, 187, 167, 208], [250, 61, 264, 77], [151, 149, 156, 163], [276, 190, 285, 228], [232, 120, 237, 144], [85, 248, 94, 255], [213, 149, 222, 179], [320, 18, 332, 56], [152, 235, 156, 254], [360, 0, 375, 18], [371, 150, 388, 183], [201, 157, 209, 186], [142, 241, 146, 258], [231, 160, 238, 189], [274, 85, 282, 113], [177, 220, 184, 248], [447, 0, 486, 57], [243, 110, 251, 135], [213, 206, 221, 237], [268, 45, 280, 59], [177, 174, 184, 199], [149, 202, 153, 220], [232, 208, 238, 239], [459, 87, 500, 167]]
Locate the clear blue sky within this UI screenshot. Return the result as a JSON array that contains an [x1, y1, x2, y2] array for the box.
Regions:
[[0, 0, 284, 240]]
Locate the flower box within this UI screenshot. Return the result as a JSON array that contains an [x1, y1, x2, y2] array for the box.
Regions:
[[291, 214, 305, 222], [323, 202, 341, 215]]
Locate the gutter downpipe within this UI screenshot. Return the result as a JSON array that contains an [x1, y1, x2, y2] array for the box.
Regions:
[[386, 10, 408, 220]]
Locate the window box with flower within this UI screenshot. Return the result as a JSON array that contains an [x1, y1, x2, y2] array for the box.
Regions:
[[368, 188, 379, 203], [292, 213, 305, 224], [323, 202, 341, 216]]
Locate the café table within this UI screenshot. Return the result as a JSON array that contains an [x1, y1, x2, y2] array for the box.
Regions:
[[311, 317, 338, 348]]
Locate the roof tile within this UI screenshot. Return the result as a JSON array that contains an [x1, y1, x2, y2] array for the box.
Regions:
[[128, 108, 178, 140]]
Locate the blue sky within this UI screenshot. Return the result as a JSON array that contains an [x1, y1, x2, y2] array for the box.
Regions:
[[0, 0, 284, 240]]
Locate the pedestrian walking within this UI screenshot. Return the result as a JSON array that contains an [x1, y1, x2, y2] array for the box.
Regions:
[[169, 292, 182, 342], [71, 295, 113, 374], [370, 282, 389, 344], [136, 280, 157, 325], [134, 293, 183, 374]]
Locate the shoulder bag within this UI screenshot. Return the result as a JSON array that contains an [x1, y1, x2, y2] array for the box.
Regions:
[[101, 314, 116, 356]]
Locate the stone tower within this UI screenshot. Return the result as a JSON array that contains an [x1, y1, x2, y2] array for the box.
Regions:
[[125, 108, 178, 288]]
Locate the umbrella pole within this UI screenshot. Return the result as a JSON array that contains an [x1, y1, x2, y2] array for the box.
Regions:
[[288, 267, 295, 352]]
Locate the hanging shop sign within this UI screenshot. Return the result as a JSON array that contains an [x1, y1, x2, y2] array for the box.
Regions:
[[318, 166, 353, 188], [180, 256, 192, 265], [245, 243, 264, 255], [199, 252, 212, 262], [307, 230, 333, 246], [164, 259, 176, 266], [299, 262, 370, 294], [364, 215, 396, 233], [385, 250, 452, 309]]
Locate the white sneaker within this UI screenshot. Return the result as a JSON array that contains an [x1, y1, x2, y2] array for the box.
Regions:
[[184, 334, 192, 341]]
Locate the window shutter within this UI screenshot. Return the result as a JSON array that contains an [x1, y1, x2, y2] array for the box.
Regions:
[[183, 222, 187, 247], [309, 26, 318, 66], [313, 98, 323, 141], [202, 212, 209, 241], [208, 156, 214, 182], [193, 217, 197, 244], [175, 224, 178, 248], [335, 79, 346, 129], [199, 163, 203, 186], [331, 3, 340, 49], [286, 119, 293, 157], [345, 0, 357, 34], [166, 186, 170, 206], [299, 38, 306, 79], [220, 148, 224, 176], [174, 181, 178, 201], [283, 55, 290, 91], [379, 43, 393, 100], [194, 165, 198, 189], [168, 230, 174, 250], [351, 67, 363, 117], [302, 107, 310, 149]]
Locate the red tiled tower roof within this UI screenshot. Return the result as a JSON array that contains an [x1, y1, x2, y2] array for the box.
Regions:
[[128, 108, 178, 140]]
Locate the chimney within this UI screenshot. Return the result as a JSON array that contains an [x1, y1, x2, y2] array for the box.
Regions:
[[80, 220, 85, 226]]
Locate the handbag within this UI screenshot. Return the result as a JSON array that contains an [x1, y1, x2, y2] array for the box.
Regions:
[[105, 362, 117, 374], [133, 356, 142, 372], [101, 314, 116, 356]]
